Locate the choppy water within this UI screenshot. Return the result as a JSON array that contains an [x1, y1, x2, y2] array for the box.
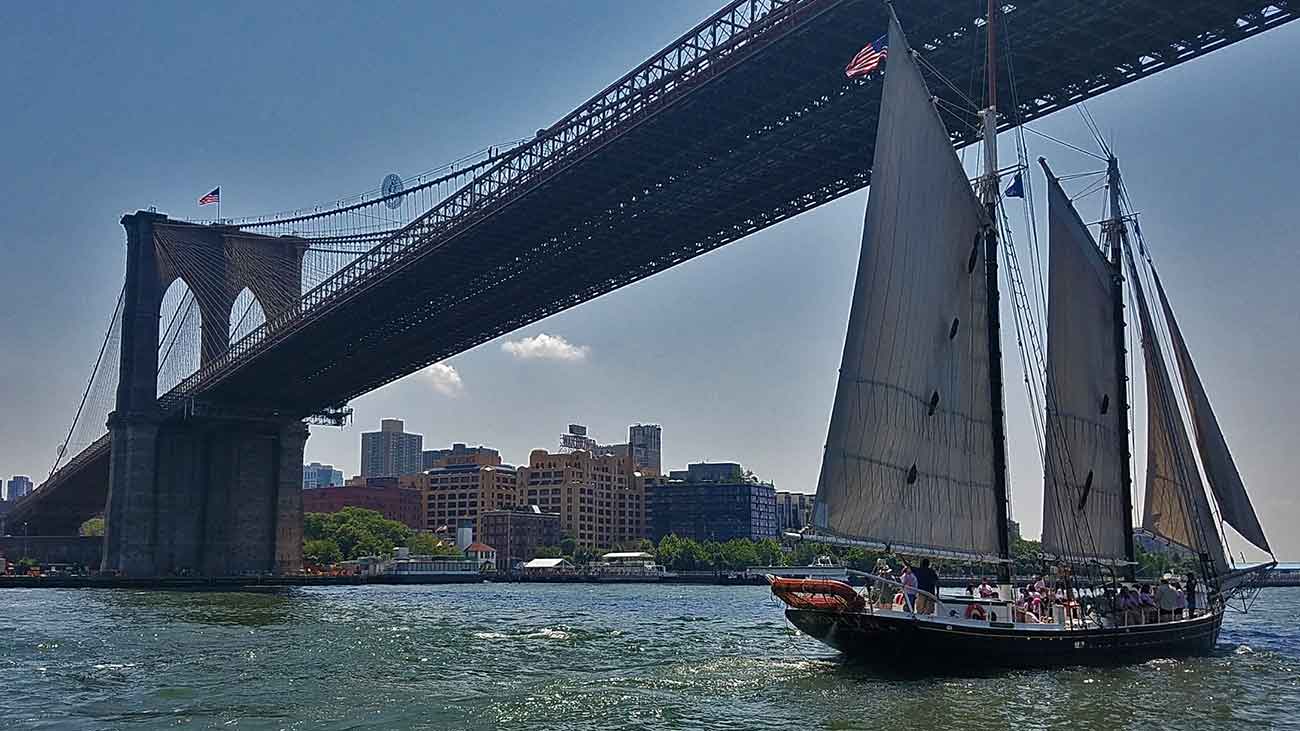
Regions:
[[1, 584, 1297, 730]]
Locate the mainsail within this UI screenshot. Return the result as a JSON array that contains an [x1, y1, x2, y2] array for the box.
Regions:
[[1039, 167, 1128, 561], [1126, 249, 1229, 574], [812, 17, 1000, 560], [1152, 270, 1271, 553]]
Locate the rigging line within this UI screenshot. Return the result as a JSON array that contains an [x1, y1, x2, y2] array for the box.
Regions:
[[998, 12, 1049, 332], [1020, 125, 1107, 161], [916, 54, 981, 114], [50, 285, 125, 478]]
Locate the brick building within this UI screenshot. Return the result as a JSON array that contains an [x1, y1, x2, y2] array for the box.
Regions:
[[480, 507, 562, 573], [302, 478, 423, 529]]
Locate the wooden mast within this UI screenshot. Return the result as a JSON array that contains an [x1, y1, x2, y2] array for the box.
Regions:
[[981, 0, 1014, 593], [1106, 157, 1138, 581]]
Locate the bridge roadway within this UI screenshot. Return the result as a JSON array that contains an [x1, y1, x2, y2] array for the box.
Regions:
[[9, 0, 1294, 534]]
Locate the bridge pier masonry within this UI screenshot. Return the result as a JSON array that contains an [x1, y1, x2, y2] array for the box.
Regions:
[[101, 211, 309, 577]]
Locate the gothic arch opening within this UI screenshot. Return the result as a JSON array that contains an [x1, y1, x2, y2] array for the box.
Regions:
[[229, 286, 267, 345], [158, 278, 202, 396]]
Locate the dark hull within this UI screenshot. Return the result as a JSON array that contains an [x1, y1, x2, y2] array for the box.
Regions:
[[786, 608, 1223, 670]]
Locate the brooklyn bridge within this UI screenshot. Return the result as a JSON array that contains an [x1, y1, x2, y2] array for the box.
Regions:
[[7, 0, 1293, 576]]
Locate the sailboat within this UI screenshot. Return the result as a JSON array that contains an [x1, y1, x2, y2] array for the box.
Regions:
[[770, 6, 1275, 668]]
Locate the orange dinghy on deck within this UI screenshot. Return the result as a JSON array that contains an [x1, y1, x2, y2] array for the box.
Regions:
[[768, 576, 865, 612]]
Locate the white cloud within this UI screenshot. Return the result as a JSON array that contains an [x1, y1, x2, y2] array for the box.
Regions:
[[425, 362, 464, 396], [501, 333, 590, 362]]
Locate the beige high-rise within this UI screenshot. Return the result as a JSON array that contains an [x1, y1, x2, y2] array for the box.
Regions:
[[516, 449, 646, 550]]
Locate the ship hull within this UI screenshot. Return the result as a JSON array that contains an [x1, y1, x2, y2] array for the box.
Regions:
[[785, 607, 1222, 670]]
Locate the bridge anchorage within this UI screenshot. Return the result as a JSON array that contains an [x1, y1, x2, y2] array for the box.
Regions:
[[103, 212, 315, 576]]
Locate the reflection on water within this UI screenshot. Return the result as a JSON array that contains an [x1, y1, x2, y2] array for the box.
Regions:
[[0, 584, 1296, 730], [93, 588, 299, 627]]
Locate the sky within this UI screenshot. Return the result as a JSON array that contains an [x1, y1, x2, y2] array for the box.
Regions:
[[1, 2, 1296, 559]]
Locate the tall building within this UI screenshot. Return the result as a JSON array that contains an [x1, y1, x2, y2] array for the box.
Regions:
[[6, 476, 33, 501], [646, 463, 777, 543], [774, 491, 814, 533], [400, 462, 518, 540], [302, 462, 345, 489], [302, 477, 423, 529], [517, 448, 646, 551], [628, 424, 662, 474], [480, 506, 562, 573], [360, 419, 424, 477], [423, 443, 501, 470]]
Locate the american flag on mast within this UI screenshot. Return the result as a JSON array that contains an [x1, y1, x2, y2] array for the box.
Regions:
[[845, 35, 888, 79], [198, 187, 220, 206]]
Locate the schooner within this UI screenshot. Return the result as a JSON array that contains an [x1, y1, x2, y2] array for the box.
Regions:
[[770, 4, 1274, 668]]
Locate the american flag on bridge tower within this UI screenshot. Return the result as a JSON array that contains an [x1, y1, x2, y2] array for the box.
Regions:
[[198, 187, 220, 206], [845, 35, 888, 79]]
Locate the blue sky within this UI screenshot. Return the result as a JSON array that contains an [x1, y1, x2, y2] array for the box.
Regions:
[[1, 2, 1296, 558]]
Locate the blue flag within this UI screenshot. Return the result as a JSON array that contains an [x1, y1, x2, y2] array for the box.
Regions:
[[1004, 172, 1024, 199]]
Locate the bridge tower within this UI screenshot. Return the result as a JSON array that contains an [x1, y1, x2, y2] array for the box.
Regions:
[[103, 211, 310, 577]]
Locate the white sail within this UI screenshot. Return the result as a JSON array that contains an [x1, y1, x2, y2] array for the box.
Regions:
[[1152, 269, 1271, 554], [1126, 250, 1229, 574], [812, 17, 1000, 560], [1039, 168, 1128, 561]]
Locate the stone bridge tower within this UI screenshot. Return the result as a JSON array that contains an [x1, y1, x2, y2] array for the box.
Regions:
[[103, 211, 310, 577]]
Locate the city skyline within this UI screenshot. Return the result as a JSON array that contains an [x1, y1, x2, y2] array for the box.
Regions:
[[0, 2, 1296, 559]]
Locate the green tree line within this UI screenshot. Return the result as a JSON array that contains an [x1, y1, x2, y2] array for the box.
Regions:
[[303, 507, 461, 565]]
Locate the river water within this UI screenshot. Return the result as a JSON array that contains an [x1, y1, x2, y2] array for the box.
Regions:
[[1, 584, 1297, 730]]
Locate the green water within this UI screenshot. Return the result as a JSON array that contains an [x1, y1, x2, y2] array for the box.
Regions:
[[2, 584, 1297, 729]]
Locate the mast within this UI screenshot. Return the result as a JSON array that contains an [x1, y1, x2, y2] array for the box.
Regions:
[[1105, 157, 1138, 581], [981, 0, 1013, 592]]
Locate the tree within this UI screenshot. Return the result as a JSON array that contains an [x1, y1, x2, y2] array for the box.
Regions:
[[560, 536, 578, 557], [304, 538, 343, 566], [535, 546, 564, 559], [302, 508, 415, 560], [754, 538, 785, 567], [79, 517, 105, 537], [720, 539, 760, 570], [573, 545, 597, 565], [636, 538, 656, 554]]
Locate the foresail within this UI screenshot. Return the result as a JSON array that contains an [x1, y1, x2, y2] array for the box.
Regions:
[[812, 17, 999, 560], [1153, 270, 1271, 553], [1039, 169, 1128, 561], [1126, 250, 1229, 574]]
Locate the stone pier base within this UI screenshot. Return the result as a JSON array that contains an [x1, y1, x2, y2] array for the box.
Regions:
[[102, 416, 307, 577]]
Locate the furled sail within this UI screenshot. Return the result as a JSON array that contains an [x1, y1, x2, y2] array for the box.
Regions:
[[812, 16, 1000, 560], [1125, 249, 1229, 574], [1152, 270, 1271, 553], [1039, 167, 1128, 561]]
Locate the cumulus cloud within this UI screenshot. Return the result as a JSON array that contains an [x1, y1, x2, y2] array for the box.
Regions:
[[501, 333, 590, 362], [425, 362, 464, 396]]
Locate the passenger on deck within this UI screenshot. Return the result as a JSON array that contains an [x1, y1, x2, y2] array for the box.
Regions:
[[978, 578, 997, 598], [1185, 573, 1199, 617], [913, 559, 939, 615], [1118, 587, 1140, 625], [1138, 584, 1156, 622], [1174, 581, 1187, 619], [900, 565, 917, 613], [1155, 577, 1179, 622]]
